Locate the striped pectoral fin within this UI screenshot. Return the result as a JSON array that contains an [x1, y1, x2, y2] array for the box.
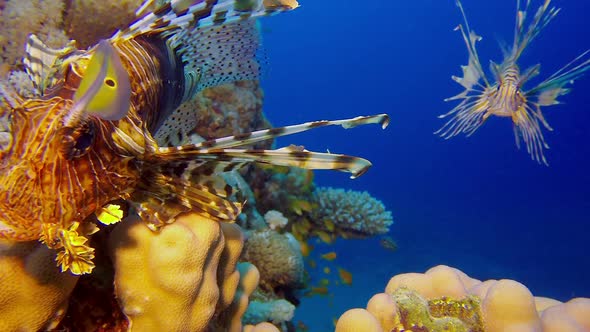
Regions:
[[130, 169, 242, 229], [192, 114, 390, 150], [155, 146, 373, 179]]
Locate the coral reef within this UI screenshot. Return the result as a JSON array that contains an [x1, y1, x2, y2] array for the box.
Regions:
[[335, 265, 590, 332], [288, 186, 394, 244]]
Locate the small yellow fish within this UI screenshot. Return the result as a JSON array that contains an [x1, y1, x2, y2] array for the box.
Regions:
[[308, 259, 317, 269], [338, 267, 353, 286], [321, 251, 337, 261], [379, 236, 398, 252], [310, 286, 329, 296], [437, 0, 590, 165], [323, 267, 331, 274], [299, 240, 313, 257], [316, 230, 334, 244]]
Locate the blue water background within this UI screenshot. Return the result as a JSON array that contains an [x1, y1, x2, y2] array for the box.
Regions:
[[260, 0, 589, 330]]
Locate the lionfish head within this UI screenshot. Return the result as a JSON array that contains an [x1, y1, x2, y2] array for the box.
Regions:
[[0, 41, 140, 244]]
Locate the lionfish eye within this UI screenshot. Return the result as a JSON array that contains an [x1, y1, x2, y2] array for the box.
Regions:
[[60, 121, 96, 159]]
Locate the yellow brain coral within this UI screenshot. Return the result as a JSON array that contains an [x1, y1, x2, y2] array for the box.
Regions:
[[336, 265, 590, 332]]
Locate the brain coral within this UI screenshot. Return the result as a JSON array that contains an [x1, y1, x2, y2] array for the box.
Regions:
[[313, 186, 393, 237], [242, 229, 304, 292], [336, 265, 590, 332]]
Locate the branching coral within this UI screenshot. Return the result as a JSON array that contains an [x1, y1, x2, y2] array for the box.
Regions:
[[335, 265, 590, 332], [292, 186, 393, 243]]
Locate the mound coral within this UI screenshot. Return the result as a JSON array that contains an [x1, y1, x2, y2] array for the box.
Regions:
[[335, 265, 590, 332], [242, 229, 305, 292]]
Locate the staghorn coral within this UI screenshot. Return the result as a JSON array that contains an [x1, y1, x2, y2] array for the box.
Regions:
[[335, 265, 590, 332], [242, 229, 305, 293]]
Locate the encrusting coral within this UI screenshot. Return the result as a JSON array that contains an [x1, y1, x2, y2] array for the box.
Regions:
[[335, 265, 590, 332]]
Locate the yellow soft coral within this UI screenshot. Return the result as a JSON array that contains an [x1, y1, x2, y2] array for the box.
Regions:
[[336, 265, 590, 332]]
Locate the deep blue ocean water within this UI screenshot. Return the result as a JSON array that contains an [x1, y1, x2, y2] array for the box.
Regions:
[[260, 0, 590, 330]]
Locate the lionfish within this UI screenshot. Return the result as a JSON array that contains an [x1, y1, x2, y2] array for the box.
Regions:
[[0, 0, 389, 275], [436, 0, 590, 165]]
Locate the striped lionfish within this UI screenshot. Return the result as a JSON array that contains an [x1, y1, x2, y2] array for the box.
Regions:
[[0, 0, 389, 275], [436, 0, 590, 165]]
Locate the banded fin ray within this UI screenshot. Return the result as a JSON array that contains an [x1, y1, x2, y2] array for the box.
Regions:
[[23, 35, 76, 95], [154, 146, 371, 179], [112, 0, 298, 41], [511, 0, 559, 61], [130, 164, 243, 227], [192, 114, 390, 150], [151, 114, 389, 179], [525, 49, 590, 105]]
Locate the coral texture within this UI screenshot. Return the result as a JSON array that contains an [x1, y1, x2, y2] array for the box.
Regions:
[[0, 0, 69, 67], [336, 265, 590, 332], [0, 240, 78, 331], [108, 212, 249, 332], [242, 229, 305, 292], [311, 186, 393, 238], [243, 298, 296, 325]]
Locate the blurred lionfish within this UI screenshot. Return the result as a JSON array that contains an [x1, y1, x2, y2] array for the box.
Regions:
[[436, 0, 590, 165], [0, 0, 389, 274]]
